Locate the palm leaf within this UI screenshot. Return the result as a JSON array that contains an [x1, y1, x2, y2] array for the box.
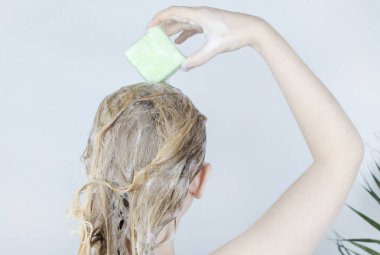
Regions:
[[330, 231, 364, 255], [370, 171, 380, 190], [337, 242, 353, 255], [375, 161, 380, 175], [346, 204, 380, 231], [360, 181, 380, 205], [338, 239, 380, 246], [335, 238, 363, 255], [338, 244, 350, 255], [348, 241, 380, 255], [342, 244, 363, 255]]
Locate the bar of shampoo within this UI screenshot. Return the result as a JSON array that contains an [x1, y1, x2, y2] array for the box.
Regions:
[[125, 25, 186, 83]]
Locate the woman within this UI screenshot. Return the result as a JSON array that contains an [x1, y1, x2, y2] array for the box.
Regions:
[[68, 6, 364, 255]]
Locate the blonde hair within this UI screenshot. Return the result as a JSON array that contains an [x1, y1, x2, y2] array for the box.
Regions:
[[67, 81, 207, 255]]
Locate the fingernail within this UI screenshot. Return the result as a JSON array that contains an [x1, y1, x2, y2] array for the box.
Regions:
[[146, 20, 156, 29]]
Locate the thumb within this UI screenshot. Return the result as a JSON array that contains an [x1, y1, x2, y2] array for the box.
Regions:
[[181, 41, 221, 71]]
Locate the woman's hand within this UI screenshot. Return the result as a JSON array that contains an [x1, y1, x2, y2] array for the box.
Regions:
[[146, 6, 267, 71]]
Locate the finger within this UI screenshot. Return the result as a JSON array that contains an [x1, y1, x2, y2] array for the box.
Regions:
[[174, 29, 199, 44], [158, 20, 178, 34], [181, 41, 222, 71], [146, 6, 197, 29], [161, 21, 196, 36]]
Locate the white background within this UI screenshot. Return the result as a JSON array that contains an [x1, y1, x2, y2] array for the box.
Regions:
[[0, 1, 379, 254]]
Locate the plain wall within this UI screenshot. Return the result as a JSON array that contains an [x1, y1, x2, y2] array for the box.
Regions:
[[0, 0, 379, 254]]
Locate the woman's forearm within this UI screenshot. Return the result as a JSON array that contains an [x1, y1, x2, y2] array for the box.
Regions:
[[250, 19, 364, 163]]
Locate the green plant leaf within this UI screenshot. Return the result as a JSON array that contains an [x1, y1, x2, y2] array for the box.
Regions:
[[340, 244, 352, 255], [337, 240, 356, 255], [345, 246, 364, 255], [348, 241, 380, 255], [337, 242, 349, 255], [361, 183, 380, 205], [375, 161, 380, 175], [370, 172, 380, 190], [339, 241, 363, 255], [339, 238, 380, 246], [346, 204, 380, 231], [331, 231, 364, 255]]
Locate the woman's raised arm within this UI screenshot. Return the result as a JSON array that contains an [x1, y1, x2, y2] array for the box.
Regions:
[[209, 16, 365, 255], [147, 6, 365, 255]]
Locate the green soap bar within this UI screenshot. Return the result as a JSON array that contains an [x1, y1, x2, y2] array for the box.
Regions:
[[125, 25, 187, 83]]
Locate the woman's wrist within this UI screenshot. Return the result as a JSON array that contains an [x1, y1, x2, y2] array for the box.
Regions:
[[248, 17, 278, 54]]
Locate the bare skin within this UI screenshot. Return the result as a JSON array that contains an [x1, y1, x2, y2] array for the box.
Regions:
[[147, 6, 365, 255]]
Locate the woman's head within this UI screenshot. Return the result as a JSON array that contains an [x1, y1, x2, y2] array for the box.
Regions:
[[67, 82, 211, 255]]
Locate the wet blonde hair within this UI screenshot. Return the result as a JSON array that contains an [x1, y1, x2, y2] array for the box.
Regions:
[[67, 82, 207, 255]]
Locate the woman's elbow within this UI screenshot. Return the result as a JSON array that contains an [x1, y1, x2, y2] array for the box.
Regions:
[[336, 136, 365, 164]]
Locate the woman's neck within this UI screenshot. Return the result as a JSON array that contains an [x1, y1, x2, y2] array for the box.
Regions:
[[154, 242, 175, 255], [153, 215, 177, 255]]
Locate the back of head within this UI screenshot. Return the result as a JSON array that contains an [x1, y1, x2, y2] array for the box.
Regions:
[[67, 82, 207, 255]]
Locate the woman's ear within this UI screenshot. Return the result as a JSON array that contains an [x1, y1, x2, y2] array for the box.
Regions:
[[189, 162, 212, 199]]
